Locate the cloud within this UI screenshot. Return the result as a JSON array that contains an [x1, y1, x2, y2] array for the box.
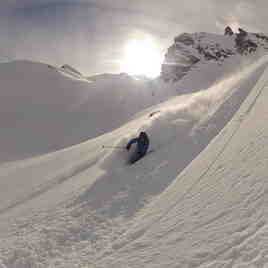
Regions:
[[1, 1, 180, 74], [0, 1, 267, 74]]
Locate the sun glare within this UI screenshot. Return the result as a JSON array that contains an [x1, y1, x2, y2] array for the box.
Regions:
[[121, 38, 163, 78]]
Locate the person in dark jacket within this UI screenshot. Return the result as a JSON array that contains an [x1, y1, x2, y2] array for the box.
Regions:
[[126, 131, 150, 164]]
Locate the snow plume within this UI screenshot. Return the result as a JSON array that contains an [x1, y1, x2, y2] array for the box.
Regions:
[[101, 55, 268, 174]]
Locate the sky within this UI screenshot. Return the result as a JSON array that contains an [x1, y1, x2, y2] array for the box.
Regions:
[[0, 0, 266, 76]]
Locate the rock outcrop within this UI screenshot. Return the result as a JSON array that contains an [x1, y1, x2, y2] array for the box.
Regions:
[[224, 26, 234, 36], [161, 29, 268, 82]]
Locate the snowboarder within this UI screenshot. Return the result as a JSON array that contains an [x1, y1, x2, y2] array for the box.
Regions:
[[126, 131, 150, 164]]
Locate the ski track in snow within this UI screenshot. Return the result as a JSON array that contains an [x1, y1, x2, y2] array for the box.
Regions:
[[1, 56, 268, 267]]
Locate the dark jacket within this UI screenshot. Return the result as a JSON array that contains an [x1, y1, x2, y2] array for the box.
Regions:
[[126, 132, 149, 155]]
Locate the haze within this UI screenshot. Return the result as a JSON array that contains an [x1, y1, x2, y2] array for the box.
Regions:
[[0, 1, 266, 75]]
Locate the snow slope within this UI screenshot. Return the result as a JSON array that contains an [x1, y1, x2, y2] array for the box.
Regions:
[[97, 57, 268, 268], [0, 53, 259, 164], [0, 52, 268, 268], [0, 61, 176, 163], [2, 28, 267, 164]]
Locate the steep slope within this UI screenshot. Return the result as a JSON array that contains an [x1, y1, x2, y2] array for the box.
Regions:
[[0, 56, 267, 268], [0, 61, 176, 163], [2, 29, 267, 164], [97, 57, 268, 268]]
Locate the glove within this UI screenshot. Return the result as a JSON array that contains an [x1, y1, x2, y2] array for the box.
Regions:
[[126, 144, 131, 150]]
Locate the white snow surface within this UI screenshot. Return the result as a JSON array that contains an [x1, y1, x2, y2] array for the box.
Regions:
[[0, 61, 177, 163], [1, 53, 268, 268]]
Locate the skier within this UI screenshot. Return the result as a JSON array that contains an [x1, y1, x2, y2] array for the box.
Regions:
[[126, 131, 150, 164]]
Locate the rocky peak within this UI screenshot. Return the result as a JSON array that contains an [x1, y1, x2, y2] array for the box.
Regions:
[[161, 29, 268, 83], [224, 26, 234, 36]]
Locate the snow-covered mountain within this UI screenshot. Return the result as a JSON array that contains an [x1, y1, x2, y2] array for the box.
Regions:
[[162, 27, 268, 83], [0, 61, 176, 163], [1, 29, 268, 268], [1, 29, 267, 163]]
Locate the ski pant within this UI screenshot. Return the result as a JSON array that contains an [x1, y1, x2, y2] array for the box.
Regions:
[[129, 151, 146, 164]]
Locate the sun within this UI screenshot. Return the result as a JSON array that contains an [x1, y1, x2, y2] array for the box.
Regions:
[[121, 38, 163, 78]]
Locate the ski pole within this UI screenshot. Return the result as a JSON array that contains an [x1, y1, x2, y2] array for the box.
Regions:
[[102, 145, 125, 149]]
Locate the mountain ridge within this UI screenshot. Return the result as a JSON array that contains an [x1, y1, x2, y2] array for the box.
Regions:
[[162, 28, 268, 82]]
